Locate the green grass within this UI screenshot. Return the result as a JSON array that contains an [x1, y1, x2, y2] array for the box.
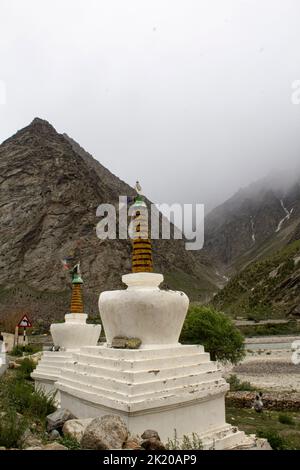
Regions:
[[10, 344, 42, 357], [238, 321, 300, 337], [16, 358, 36, 380], [278, 413, 295, 425], [0, 368, 57, 449], [226, 407, 300, 450], [58, 435, 81, 449], [214, 239, 300, 319], [0, 410, 28, 449], [0, 370, 56, 421], [227, 374, 255, 392]]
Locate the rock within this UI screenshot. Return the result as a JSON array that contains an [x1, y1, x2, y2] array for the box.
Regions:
[[126, 338, 142, 349], [62, 418, 93, 443], [9, 361, 20, 369], [49, 429, 61, 441], [123, 438, 141, 450], [19, 429, 42, 449], [141, 438, 166, 450], [254, 438, 272, 450], [111, 336, 142, 349], [81, 415, 128, 450], [15, 352, 42, 365], [25, 446, 43, 450], [111, 336, 128, 349], [42, 443, 68, 450], [141, 429, 160, 440], [46, 409, 76, 432]]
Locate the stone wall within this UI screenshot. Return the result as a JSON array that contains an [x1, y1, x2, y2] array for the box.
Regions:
[[226, 391, 300, 411]]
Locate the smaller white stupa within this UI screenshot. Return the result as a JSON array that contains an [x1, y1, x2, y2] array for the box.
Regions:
[[32, 263, 101, 401]]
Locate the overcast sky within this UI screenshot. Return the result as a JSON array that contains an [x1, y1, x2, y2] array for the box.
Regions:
[[1, 0, 300, 214]]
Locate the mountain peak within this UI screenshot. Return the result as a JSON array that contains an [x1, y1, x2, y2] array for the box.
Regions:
[[28, 117, 58, 134]]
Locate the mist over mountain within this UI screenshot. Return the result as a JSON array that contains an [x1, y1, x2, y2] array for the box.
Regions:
[[203, 171, 300, 274]]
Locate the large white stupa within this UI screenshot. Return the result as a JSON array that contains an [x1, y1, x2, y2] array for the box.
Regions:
[[53, 190, 252, 448]]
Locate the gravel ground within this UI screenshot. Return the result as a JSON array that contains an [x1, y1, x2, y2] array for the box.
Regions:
[[229, 349, 300, 391]]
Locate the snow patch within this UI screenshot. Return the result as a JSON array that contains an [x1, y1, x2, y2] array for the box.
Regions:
[[250, 217, 256, 243], [275, 200, 294, 233]]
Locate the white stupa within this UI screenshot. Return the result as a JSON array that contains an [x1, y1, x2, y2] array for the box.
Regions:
[[54, 192, 252, 448], [32, 263, 101, 400]]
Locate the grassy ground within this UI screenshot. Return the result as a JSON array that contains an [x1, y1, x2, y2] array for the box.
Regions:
[[0, 363, 57, 449], [226, 406, 300, 449]]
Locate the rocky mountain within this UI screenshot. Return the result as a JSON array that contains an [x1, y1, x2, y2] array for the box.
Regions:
[[203, 172, 300, 279], [205, 173, 300, 318], [213, 239, 300, 319], [0, 118, 217, 330]]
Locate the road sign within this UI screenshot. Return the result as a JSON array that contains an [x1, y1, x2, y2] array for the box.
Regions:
[[17, 314, 32, 328]]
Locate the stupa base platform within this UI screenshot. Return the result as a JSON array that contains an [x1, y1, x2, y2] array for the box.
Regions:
[[32, 350, 74, 405], [56, 344, 250, 448]]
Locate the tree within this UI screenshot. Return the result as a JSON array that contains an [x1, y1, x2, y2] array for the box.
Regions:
[[180, 305, 245, 364]]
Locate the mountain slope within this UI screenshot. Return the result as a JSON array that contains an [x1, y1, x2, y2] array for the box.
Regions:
[[213, 239, 300, 319], [0, 118, 217, 328], [203, 173, 300, 281]]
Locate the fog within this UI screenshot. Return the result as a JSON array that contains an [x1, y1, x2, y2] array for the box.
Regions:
[[1, 0, 300, 215]]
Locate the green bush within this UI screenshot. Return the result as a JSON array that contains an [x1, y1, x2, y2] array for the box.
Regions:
[[10, 344, 41, 357], [16, 358, 36, 380], [10, 345, 24, 357], [58, 435, 81, 449], [180, 305, 245, 364], [227, 374, 255, 391], [278, 413, 295, 426], [257, 430, 289, 450], [6, 378, 56, 419], [0, 410, 27, 448]]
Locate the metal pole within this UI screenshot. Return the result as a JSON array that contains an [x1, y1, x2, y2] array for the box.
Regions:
[[23, 327, 26, 352]]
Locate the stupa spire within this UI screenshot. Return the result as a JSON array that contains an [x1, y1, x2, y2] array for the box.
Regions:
[[131, 181, 153, 273], [70, 263, 84, 313]]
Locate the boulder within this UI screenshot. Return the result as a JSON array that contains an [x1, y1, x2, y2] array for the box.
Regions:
[[46, 408, 76, 432], [141, 437, 166, 450], [111, 336, 128, 349], [19, 429, 43, 449], [25, 446, 43, 451], [81, 415, 128, 450], [42, 443, 68, 450], [126, 338, 142, 349], [123, 437, 142, 450], [49, 429, 61, 441], [62, 418, 93, 443], [8, 361, 20, 369], [141, 429, 160, 440], [111, 336, 142, 349], [15, 352, 43, 365]]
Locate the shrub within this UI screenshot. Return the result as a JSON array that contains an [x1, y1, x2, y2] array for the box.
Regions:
[[58, 435, 81, 449], [6, 378, 56, 419], [0, 410, 27, 448], [16, 358, 36, 380], [10, 345, 24, 357], [227, 374, 255, 391], [257, 430, 289, 450], [278, 413, 295, 426], [11, 344, 42, 357], [167, 430, 203, 450], [180, 305, 245, 364]]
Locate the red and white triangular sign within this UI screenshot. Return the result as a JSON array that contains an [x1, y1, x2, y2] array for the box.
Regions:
[[17, 314, 32, 328]]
